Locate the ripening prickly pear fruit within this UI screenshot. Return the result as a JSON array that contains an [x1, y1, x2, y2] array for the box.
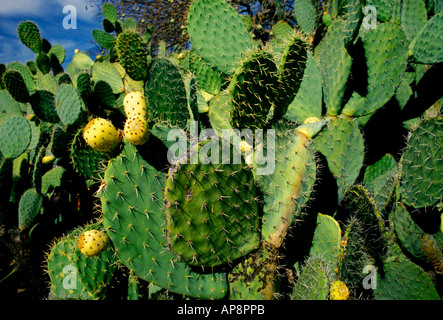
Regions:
[[123, 91, 147, 118], [239, 140, 253, 166], [77, 229, 109, 257], [329, 280, 349, 300], [42, 155, 55, 164], [124, 116, 150, 145], [83, 118, 120, 152], [303, 116, 320, 124]]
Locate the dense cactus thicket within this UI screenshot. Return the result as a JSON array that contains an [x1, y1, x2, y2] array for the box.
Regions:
[[0, 0, 442, 300]]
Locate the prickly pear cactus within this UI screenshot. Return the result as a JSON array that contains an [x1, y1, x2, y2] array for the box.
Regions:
[[0, 1, 441, 301]]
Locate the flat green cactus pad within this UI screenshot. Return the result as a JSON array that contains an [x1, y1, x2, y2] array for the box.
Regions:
[[100, 142, 228, 299], [165, 138, 261, 267]]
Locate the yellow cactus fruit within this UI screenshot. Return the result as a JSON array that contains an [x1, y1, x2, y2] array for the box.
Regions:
[[177, 52, 185, 60], [77, 229, 109, 257], [303, 116, 320, 124], [42, 155, 55, 164], [83, 118, 120, 152], [123, 91, 147, 119], [239, 140, 254, 166], [124, 116, 150, 145], [329, 280, 349, 300]]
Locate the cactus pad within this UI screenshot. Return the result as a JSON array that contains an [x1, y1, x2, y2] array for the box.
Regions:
[[165, 138, 261, 267]]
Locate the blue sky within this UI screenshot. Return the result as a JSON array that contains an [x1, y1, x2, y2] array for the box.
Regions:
[[0, 0, 103, 68]]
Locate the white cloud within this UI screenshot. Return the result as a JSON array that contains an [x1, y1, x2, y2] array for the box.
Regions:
[[0, 0, 51, 17]]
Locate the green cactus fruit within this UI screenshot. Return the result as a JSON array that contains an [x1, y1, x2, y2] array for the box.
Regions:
[[77, 229, 110, 257], [83, 118, 120, 152], [165, 138, 261, 267], [261, 121, 316, 248], [115, 31, 148, 81], [314, 19, 352, 116], [92, 29, 115, 51], [18, 188, 43, 232], [187, 0, 255, 75], [123, 116, 150, 145], [228, 50, 279, 130], [228, 243, 278, 300], [3, 70, 30, 103], [55, 83, 84, 127], [17, 21, 42, 53], [100, 142, 228, 299], [374, 251, 440, 300], [309, 213, 341, 274], [0, 114, 32, 159], [294, 0, 316, 36], [123, 91, 147, 118], [313, 117, 365, 204], [145, 58, 188, 128], [409, 11, 443, 64], [400, 117, 442, 209], [291, 256, 330, 300], [285, 52, 322, 124]]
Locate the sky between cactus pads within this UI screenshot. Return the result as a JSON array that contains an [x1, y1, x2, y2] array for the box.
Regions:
[[0, 0, 102, 68]]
